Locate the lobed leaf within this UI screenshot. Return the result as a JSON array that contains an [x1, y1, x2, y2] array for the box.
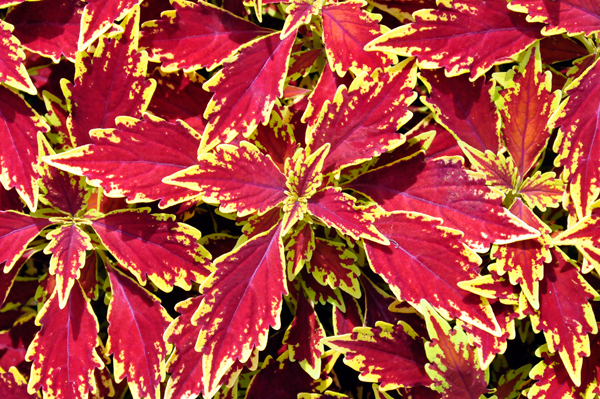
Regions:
[[0, 20, 36, 95], [78, 0, 142, 51]]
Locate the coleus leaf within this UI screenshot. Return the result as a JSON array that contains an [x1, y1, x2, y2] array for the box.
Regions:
[[519, 171, 565, 212], [458, 144, 518, 195], [307, 238, 360, 298], [5, 0, 84, 63], [147, 69, 212, 134], [140, 0, 272, 72], [346, 153, 539, 252], [63, 7, 155, 147], [332, 292, 363, 335], [0, 21, 36, 95], [508, 0, 600, 36], [322, 321, 431, 390], [555, 206, 600, 273], [0, 248, 37, 307], [551, 57, 600, 218], [43, 114, 202, 209], [366, 0, 544, 80], [490, 199, 551, 309], [307, 59, 417, 176], [300, 269, 345, 311], [166, 142, 287, 217], [283, 293, 326, 379], [539, 35, 589, 64], [422, 301, 488, 399], [245, 352, 331, 399], [38, 137, 89, 216], [251, 107, 298, 172], [0, 211, 52, 272], [0, 368, 36, 398], [105, 263, 172, 399], [43, 224, 93, 309], [192, 225, 287, 398], [302, 62, 353, 128], [321, 0, 396, 76], [529, 249, 598, 386], [363, 211, 501, 336], [281, 0, 319, 39], [25, 284, 104, 399], [528, 340, 600, 399], [285, 222, 315, 280], [78, 0, 143, 51], [282, 144, 329, 234], [0, 86, 50, 211], [494, 364, 532, 399], [87, 208, 212, 292], [306, 187, 388, 244], [419, 70, 500, 153], [201, 31, 295, 151], [494, 44, 560, 177]]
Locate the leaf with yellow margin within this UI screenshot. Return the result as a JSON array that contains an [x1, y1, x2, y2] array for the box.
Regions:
[[165, 142, 287, 217], [551, 57, 600, 219], [25, 284, 104, 399], [0, 86, 49, 211], [43, 114, 201, 209], [43, 224, 93, 309], [321, 0, 396, 76], [285, 222, 315, 280], [554, 205, 600, 274], [0, 211, 52, 273], [64, 7, 156, 147], [0, 20, 36, 95], [307, 59, 416, 176], [87, 208, 212, 292], [201, 31, 295, 151], [494, 44, 560, 178], [78, 0, 142, 51], [366, 0, 543, 80], [364, 211, 501, 337], [529, 249, 598, 387], [322, 321, 431, 390], [307, 238, 359, 298], [518, 171, 565, 212], [140, 0, 272, 72], [192, 225, 287, 399], [281, 0, 319, 39], [422, 301, 488, 399], [459, 143, 518, 194], [105, 263, 172, 399], [508, 0, 600, 37], [283, 293, 326, 379]]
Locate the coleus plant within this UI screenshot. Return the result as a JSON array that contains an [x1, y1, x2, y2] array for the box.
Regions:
[[1, 0, 600, 398]]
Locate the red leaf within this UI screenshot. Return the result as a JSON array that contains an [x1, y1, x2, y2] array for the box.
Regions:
[[285, 222, 315, 280], [201, 31, 295, 150], [551, 57, 600, 218], [193, 225, 287, 398], [307, 187, 388, 244], [367, 0, 543, 80], [43, 115, 201, 209], [323, 321, 431, 390], [509, 0, 600, 36], [140, 0, 271, 72], [147, 70, 212, 134], [166, 142, 287, 217], [497, 45, 559, 177], [88, 208, 212, 292], [540, 35, 589, 64], [0, 21, 36, 95], [0, 86, 49, 211], [531, 249, 598, 386], [346, 154, 539, 252], [0, 369, 37, 398], [283, 293, 326, 379], [78, 0, 142, 50], [5, 0, 83, 63], [26, 284, 104, 399], [64, 7, 155, 147], [0, 211, 52, 272], [364, 211, 501, 336], [307, 59, 417, 175], [422, 302, 488, 399], [321, 0, 396, 76], [419, 70, 500, 153], [43, 224, 93, 308], [281, 0, 319, 39], [333, 292, 363, 335], [307, 238, 360, 298], [252, 108, 298, 172], [106, 263, 172, 399]]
